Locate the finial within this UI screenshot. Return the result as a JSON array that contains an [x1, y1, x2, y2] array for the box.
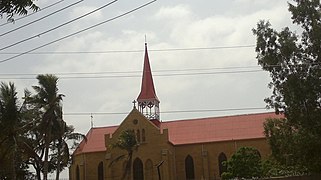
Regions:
[[90, 113, 94, 128], [144, 35, 147, 45], [132, 100, 137, 109]]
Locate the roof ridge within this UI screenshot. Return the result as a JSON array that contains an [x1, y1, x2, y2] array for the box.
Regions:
[[162, 111, 277, 124]]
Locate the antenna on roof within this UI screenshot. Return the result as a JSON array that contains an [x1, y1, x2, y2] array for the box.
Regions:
[[90, 113, 94, 128]]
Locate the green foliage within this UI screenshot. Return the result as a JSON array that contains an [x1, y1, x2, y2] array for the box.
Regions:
[[110, 130, 138, 180], [0, 82, 38, 179], [32, 74, 65, 180], [262, 157, 308, 177], [111, 130, 138, 152], [0, 0, 39, 22], [253, 0, 321, 173], [222, 147, 263, 179], [263, 118, 297, 166], [0, 75, 85, 179]]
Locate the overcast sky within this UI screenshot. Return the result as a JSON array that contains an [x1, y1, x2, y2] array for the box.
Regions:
[[1, 0, 294, 177]]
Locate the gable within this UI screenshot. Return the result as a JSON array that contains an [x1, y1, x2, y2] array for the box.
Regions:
[[109, 108, 160, 139], [104, 108, 170, 150]]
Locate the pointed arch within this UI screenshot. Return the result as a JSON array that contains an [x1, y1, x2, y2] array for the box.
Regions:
[[133, 158, 144, 180], [136, 129, 141, 143], [145, 159, 153, 179], [76, 165, 80, 180], [185, 155, 195, 180], [218, 152, 227, 176], [142, 129, 146, 142], [98, 161, 104, 180]]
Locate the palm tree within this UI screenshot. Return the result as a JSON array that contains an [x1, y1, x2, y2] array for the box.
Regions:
[[21, 88, 52, 180], [0, 82, 33, 179], [0, 82, 20, 180], [31, 74, 64, 180], [110, 130, 139, 180], [52, 122, 86, 180]]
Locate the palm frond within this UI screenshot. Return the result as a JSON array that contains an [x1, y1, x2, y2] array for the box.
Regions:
[[109, 154, 126, 167]]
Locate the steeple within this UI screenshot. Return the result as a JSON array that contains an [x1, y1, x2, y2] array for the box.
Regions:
[[137, 43, 160, 120]]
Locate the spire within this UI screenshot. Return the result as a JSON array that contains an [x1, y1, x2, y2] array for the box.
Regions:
[[137, 43, 160, 120], [137, 43, 159, 101]]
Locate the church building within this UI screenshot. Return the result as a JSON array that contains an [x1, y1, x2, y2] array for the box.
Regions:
[[69, 43, 281, 180]]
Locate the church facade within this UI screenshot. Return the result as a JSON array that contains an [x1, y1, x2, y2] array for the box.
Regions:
[[69, 44, 281, 180]]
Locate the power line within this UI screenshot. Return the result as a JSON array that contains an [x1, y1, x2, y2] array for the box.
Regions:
[[0, 0, 119, 51], [0, 0, 158, 64], [0, 69, 264, 80], [63, 107, 268, 116], [0, 0, 65, 27], [1, 63, 316, 79], [0, 44, 255, 55], [0, 65, 261, 76], [0, 0, 84, 37]]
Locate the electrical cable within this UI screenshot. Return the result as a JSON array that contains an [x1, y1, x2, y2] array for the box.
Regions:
[[0, 0, 119, 51], [0, 44, 255, 54], [0, 0, 84, 37], [2, 62, 317, 79], [0, 0, 65, 27], [0, 65, 261, 76], [0, 0, 157, 64], [63, 107, 268, 116], [0, 69, 264, 80]]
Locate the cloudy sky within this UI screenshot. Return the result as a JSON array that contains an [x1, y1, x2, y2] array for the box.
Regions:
[[1, 0, 294, 176], [0, 0, 296, 131]]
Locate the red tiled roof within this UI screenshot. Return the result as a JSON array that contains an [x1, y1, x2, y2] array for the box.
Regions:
[[73, 126, 118, 155], [161, 112, 283, 145], [137, 43, 159, 101], [73, 112, 283, 155]]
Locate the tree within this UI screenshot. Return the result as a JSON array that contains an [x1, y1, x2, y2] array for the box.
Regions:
[[0, 82, 32, 179], [253, 0, 321, 173], [263, 118, 297, 166], [110, 130, 138, 180], [51, 123, 86, 180], [0, 82, 21, 180], [31, 74, 64, 180], [22, 78, 83, 180], [0, 75, 82, 179], [262, 156, 308, 177], [0, 0, 39, 22], [221, 147, 263, 180]]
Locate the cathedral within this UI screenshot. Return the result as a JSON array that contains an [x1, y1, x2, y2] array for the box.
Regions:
[[69, 43, 281, 180]]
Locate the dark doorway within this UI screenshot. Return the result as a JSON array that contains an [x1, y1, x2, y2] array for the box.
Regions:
[[218, 152, 227, 176], [98, 161, 104, 180], [133, 158, 144, 180], [185, 155, 195, 180]]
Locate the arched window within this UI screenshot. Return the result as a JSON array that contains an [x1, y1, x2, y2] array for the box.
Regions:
[[185, 155, 195, 180], [76, 165, 80, 180], [136, 129, 141, 143], [133, 158, 144, 180], [218, 152, 227, 176], [98, 161, 104, 180], [142, 129, 146, 142], [145, 159, 153, 179]]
